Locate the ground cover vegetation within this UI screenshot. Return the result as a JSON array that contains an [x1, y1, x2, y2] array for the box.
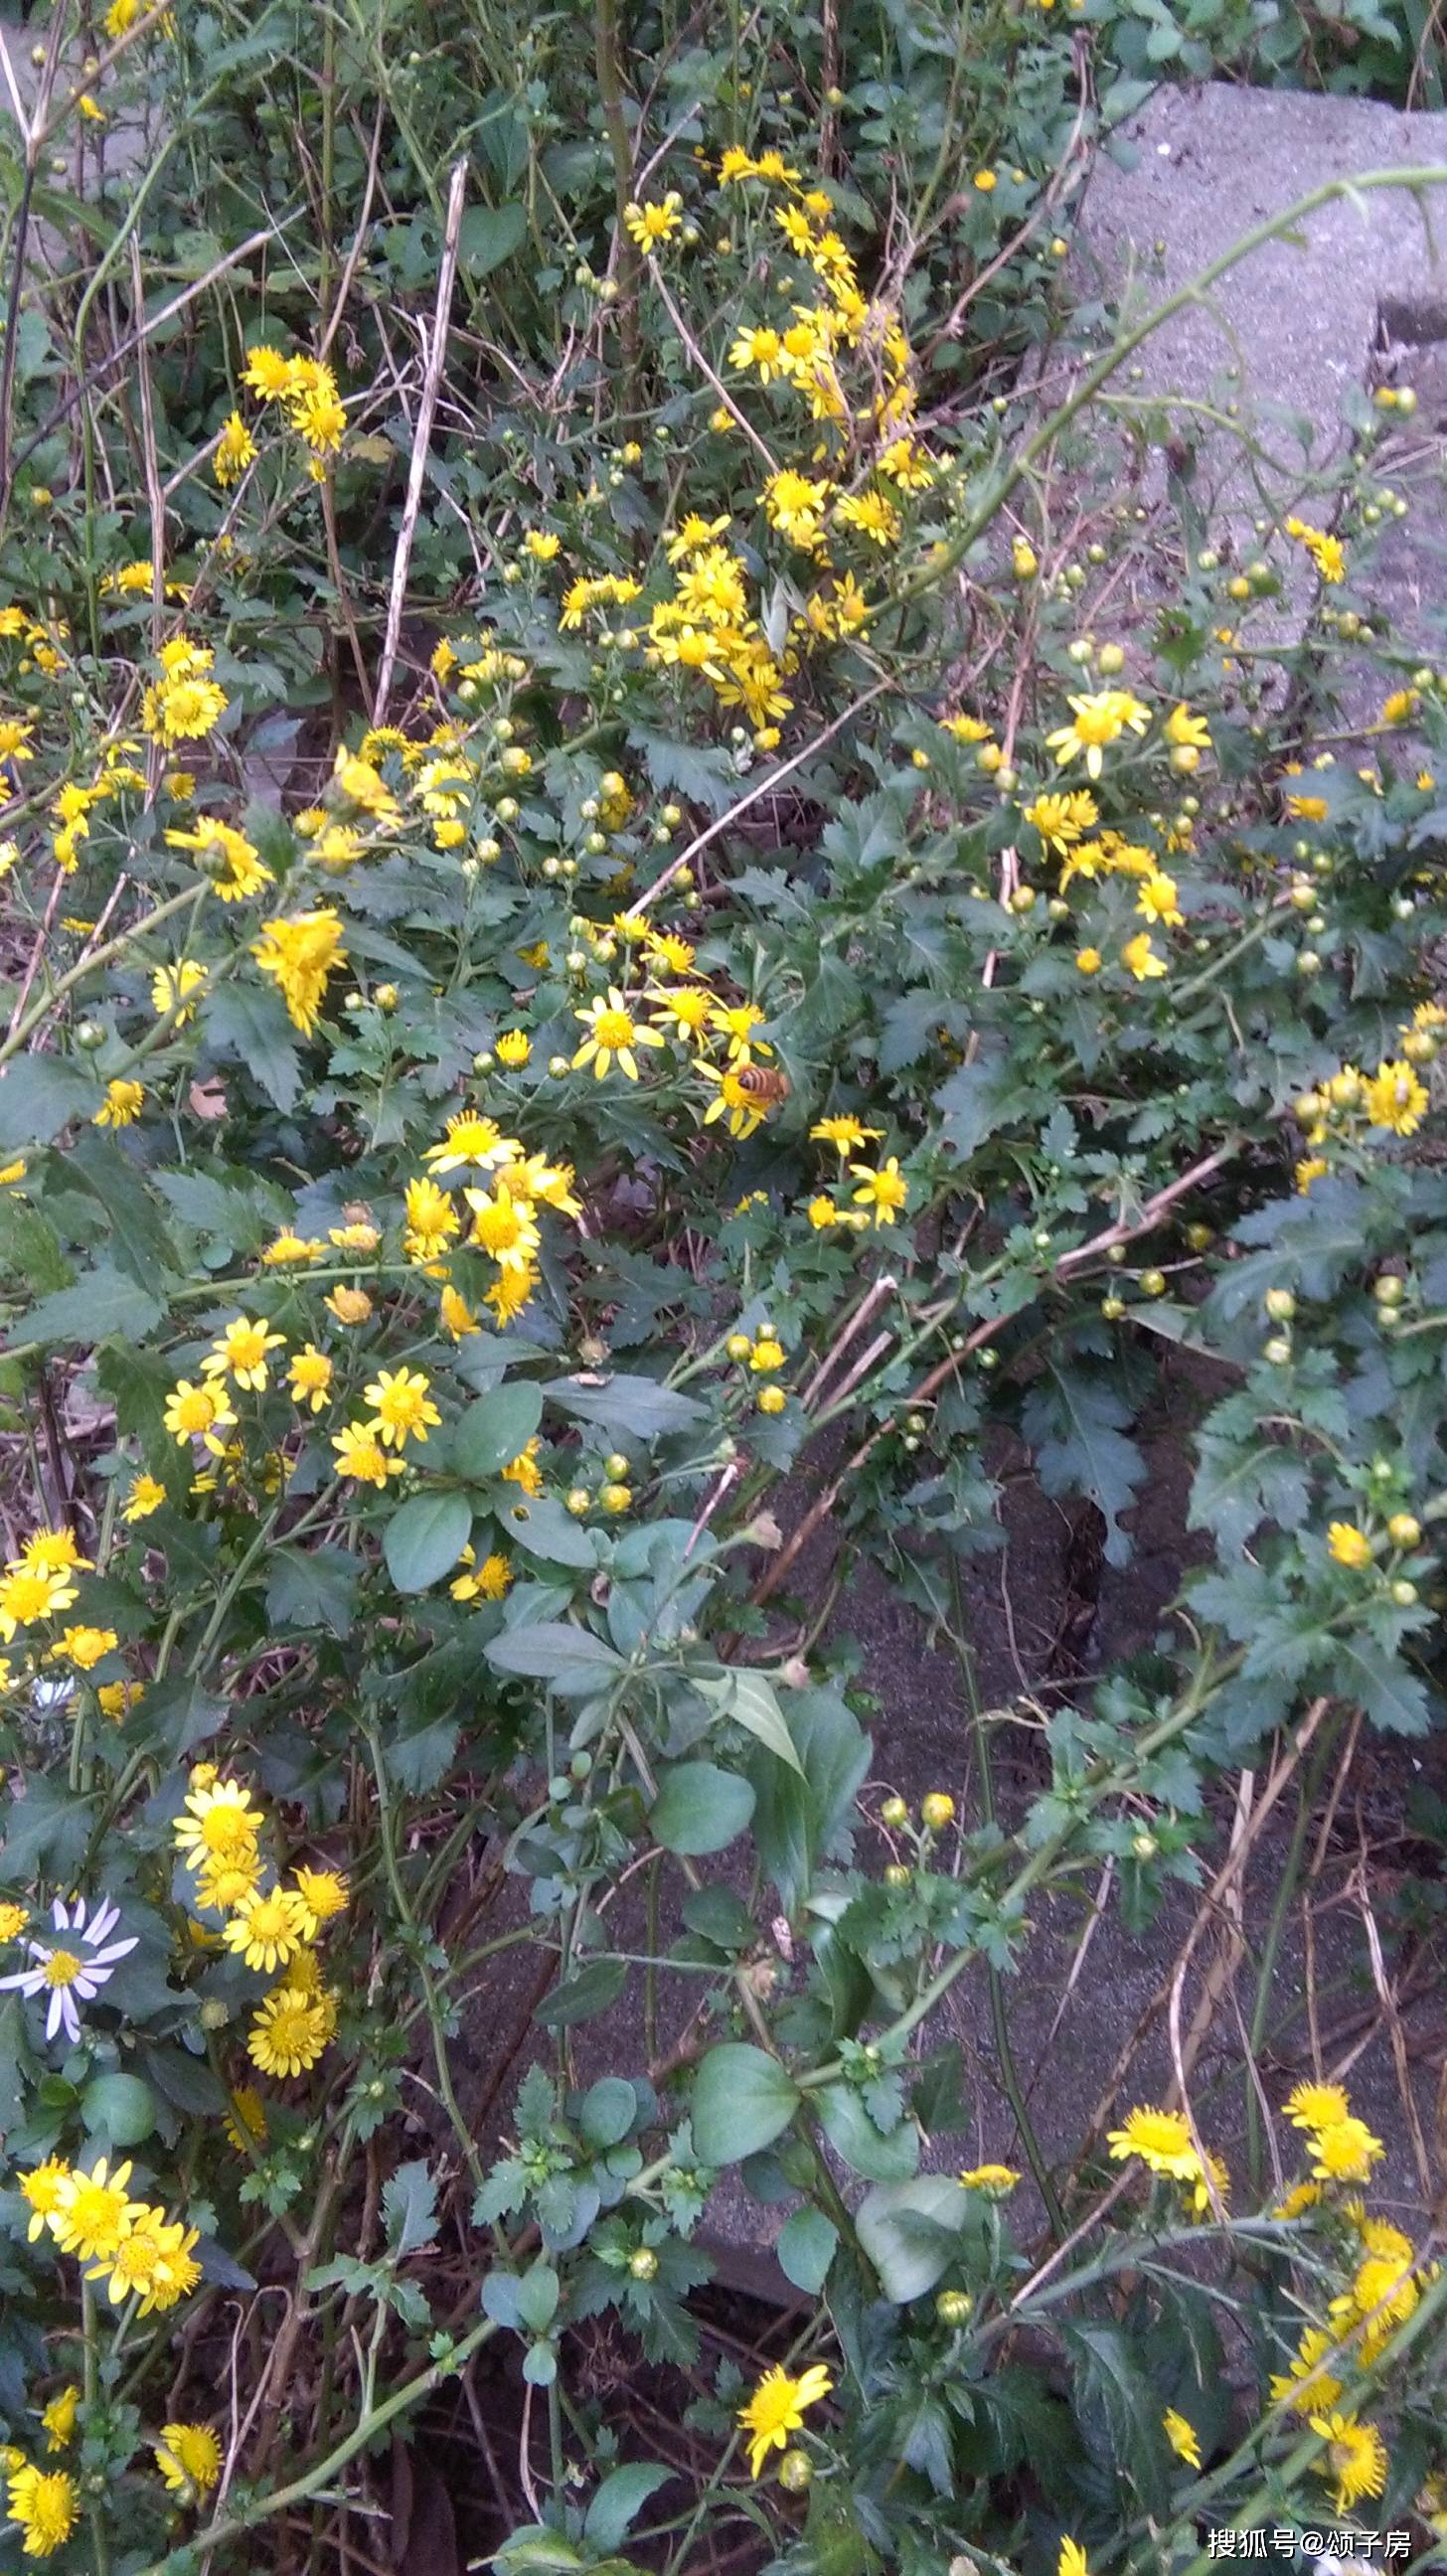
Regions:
[[0, 0, 1445, 2564]]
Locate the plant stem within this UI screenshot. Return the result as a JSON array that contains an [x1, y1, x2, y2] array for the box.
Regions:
[[1242, 1707, 1343, 2192], [81, 2279, 111, 2576], [131, 2315, 500, 2573], [0, 884, 205, 1070], [592, 0, 641, 419], [363, 1720, 487, 2192], [895, 165, 1447, 606], [950, 1563, 1066, 2237]]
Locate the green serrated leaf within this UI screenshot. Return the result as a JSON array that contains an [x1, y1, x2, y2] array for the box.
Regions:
[[382, 2160, 438, 2255], [547, 1371, 706, 1441], [484, 1622, 622, 1689], [855, 2176, 971, 2302], [202, 983, 303, 1110], [1022, 1367, 1145, 1568], [22, 1266, 164, 1349]]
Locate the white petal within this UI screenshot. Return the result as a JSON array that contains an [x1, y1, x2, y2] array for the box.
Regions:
[[45, 1987, 66, 2039], [52, 1895, 73, 1932], [58, 1992, 80, 2044], [85, 1899, 120, 1947], [0, 1967, 41, 1995], [86, 1938, 137, 1969]]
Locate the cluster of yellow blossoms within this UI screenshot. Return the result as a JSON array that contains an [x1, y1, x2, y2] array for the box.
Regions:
[[0, 604, 67, 677], [140, 634, 230, 750], [932, 691, 1210, 985], [805, 1113, 909, 1232], [235, 341, 349, 482], [1284, 515, 1346, 587], [1292, 1004, 1442, 1191], [1110, 2083, 1419, 2517], [45, 732, 150, 873], [3, 2324, 220, 2550], [3, 2398, 219, 2557], [724, 1322, 789, 1418], [1263, 2080, 1429, 2514], [18, 2152, 201, 2318], [409, 1112, 583, 1338], [173, 1768, 346, 2079], [579, 154, 935, 745], [0, 1529, 120, 1687]]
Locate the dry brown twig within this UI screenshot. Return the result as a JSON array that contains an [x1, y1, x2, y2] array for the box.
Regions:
[[1355, 1866, 1435, 2198], [624, 678, 893, 919], [374, 159, 468, 724]]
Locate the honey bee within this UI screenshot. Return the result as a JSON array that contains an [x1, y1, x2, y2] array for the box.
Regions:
[[733, 1063, 792, 1105]]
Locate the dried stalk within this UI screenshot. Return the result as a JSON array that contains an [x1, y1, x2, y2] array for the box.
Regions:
[[373, 158, 467, 723]]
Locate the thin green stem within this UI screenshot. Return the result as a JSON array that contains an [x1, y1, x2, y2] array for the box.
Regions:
[[1243, 1708, 1343, 2191], [895, 166, 1447, 608], [949, 1563, 1066, 2237], [131, 2315, 499, 2573], [81, 2279, 111, 2576], [0, 884, 205, 1070], [362, 1720, 487, 2192]]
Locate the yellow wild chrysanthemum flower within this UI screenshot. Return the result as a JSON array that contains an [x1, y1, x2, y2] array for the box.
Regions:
[[737, 2364, 832, 2478]]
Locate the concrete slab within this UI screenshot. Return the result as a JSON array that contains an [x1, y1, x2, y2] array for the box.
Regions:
[[1076, 80, 1447, 497]]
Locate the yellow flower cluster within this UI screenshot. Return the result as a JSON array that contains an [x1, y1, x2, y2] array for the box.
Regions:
[[173, 1767, 345, 2078], [0, 1528, 87, 1648], [241, 342, 348, 480], [43, 731, 153, 873], [413, 1109, 583, 1333], [1108, 2091, 1411, 2510], [140, 635, 229, 750], [18, 2153, 201, 2318], [1285, 515, 1346, 587], [332, 1367, 439, 1487], [5, 2384, 217, 2549], [1106, 2105, 1229, 2217], [252, 907, 348, 1034], [644, 523, 796, 740], [803, 1115, 909, 1233], [1293, 1013, 1440, 1191], [546, 160, 933, 747], [725, 1323, 789, 1416]]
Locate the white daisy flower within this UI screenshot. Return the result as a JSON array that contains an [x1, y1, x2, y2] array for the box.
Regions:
[[0, 1893, 138, 2044]]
